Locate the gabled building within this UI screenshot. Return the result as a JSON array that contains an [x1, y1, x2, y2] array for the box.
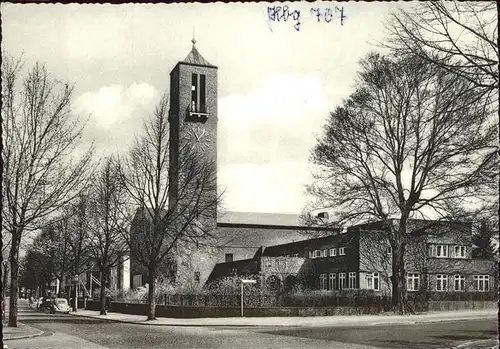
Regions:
[[206, 219, 496, 296]]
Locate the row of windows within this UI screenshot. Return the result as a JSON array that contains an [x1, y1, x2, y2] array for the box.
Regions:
[[317, 273, 491, 292], [318, 272, 359, 291], [311, 244, 468, 260], [428, 244, 467, 258], [309, 247, 346, 259], [407, 273, 490, 292]]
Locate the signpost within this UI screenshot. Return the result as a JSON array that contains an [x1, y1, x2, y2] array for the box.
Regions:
[[73, 275, 79, 312], [240, 279, 257, 317]]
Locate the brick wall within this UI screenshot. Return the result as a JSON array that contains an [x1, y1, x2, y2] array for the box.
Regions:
[[85, 300, 496, 318]]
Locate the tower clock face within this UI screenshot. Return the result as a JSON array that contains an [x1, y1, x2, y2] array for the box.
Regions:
[[187, 125, 210, 151]]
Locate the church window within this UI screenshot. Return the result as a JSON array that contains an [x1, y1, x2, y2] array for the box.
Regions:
[[200, 74, 206, 112], [194, 271, 200, 283], [191, 73, 198, 109], [191, 73, 207, 113]]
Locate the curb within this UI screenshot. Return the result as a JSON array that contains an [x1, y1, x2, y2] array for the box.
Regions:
[[4, 328, 44, 341], [69, 312, 497, 328], [69, 313, 264, 327]]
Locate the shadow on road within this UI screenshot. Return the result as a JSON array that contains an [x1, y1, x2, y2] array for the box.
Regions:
[[431, 334, 494, 341], [21, 317, 107, 325]]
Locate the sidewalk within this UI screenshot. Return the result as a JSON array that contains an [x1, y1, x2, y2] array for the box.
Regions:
[[2, 320, 44, 340], [70, 308, 498, 327], [2, 300, 45, 341]]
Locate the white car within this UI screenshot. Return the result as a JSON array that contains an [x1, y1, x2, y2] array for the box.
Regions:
[[53, 298, 71, 314]]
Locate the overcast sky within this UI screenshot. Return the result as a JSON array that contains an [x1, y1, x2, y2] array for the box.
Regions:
[[2, 2, 410, 215]]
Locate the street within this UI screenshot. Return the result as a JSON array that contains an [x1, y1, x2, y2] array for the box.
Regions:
[[4, 301, 497, 349], [260, 318, 498, 349]]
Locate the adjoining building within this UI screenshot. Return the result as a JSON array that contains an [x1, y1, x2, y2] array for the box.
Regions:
[[207, 219, 496, 295], [128, 209, 336, 292]]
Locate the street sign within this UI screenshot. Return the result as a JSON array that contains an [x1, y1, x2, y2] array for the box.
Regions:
[[240, 279, 257, 317]]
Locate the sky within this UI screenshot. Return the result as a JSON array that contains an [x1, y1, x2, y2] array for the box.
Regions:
[[2, 2, 410, 215]]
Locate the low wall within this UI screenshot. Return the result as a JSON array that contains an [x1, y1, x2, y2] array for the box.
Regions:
[[428, 301, 497, 312], [85, 300, 496, 318], [85, 301, 382, 317]]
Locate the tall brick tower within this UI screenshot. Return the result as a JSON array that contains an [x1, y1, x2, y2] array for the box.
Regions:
[[168, 38, 218, 228]]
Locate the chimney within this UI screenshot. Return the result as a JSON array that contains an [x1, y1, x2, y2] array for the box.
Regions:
[[317, 212, 329, 220]]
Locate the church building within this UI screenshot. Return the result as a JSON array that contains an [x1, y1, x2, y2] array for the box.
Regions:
[[126, 40, 329, 292]]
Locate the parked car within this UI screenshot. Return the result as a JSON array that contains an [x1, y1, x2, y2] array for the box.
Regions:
[[53, 298, 71, 314], [38, 298, 56, 313], [36, 297, 45, 310]]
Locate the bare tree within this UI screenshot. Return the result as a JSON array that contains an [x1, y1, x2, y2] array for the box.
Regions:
[[66, 192, 94, 310], [87, 157, 129, 315], [387, 1, 498, 95], [262, 256, 304, 294], [20, 247, 54, 299], [387, 2, 499, 223], [307, 53, 496, 313], [1, 55, 94, 326], [120, 95, 219, 320], [39, 217, 74, 297]]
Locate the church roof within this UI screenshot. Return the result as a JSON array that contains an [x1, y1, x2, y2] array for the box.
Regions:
[[181, 39, 216, 68], [217, 211, 302, 226]]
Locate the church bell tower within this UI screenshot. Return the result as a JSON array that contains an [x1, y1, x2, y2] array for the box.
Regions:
[[168, 38, 218, 228]]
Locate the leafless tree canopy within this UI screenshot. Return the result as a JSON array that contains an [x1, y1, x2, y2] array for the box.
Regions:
[[386, 0, 499, 227], [120, 94, 219, 320], [2, 55, 95, 326], [387, 2, 498, 94], [309, 53, 496, 225]]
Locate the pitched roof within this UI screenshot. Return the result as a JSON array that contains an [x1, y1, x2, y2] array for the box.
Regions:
[[213, 226, 306, 250], [218, 211, 302, 226], [207, 258, 260, 281], [262, 233, 353, 257], [182, 42, 215, 68]]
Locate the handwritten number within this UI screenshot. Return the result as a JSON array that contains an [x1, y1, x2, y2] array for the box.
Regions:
[[324, 8, 332, 23], [310, 8, 321, 23], [335, 6, 346, 26], [268, 6, 345, 30]]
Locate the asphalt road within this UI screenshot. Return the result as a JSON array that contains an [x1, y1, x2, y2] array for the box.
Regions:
[[259, 318, 498, 349], [8, 304, 498, 349]]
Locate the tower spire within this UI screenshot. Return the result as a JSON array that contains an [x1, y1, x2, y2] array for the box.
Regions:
[[192, 27, 196, 47]]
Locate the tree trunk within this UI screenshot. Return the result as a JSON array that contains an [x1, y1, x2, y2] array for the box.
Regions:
[[73, 277, 78, 312], [397, 257, 409, 314], [390, 252, 400, 310], [2, 262, 9, 299], [391, 216, 412, 315], [146, 269, 156, 321], [99, 271, 106, 315], [8, 236, 20, 327]]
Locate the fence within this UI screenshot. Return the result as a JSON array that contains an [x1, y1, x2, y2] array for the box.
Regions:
[[110, 290, 497, 313]]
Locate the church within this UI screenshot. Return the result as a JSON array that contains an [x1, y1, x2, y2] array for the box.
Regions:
[[122, 39, 331, 292]]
